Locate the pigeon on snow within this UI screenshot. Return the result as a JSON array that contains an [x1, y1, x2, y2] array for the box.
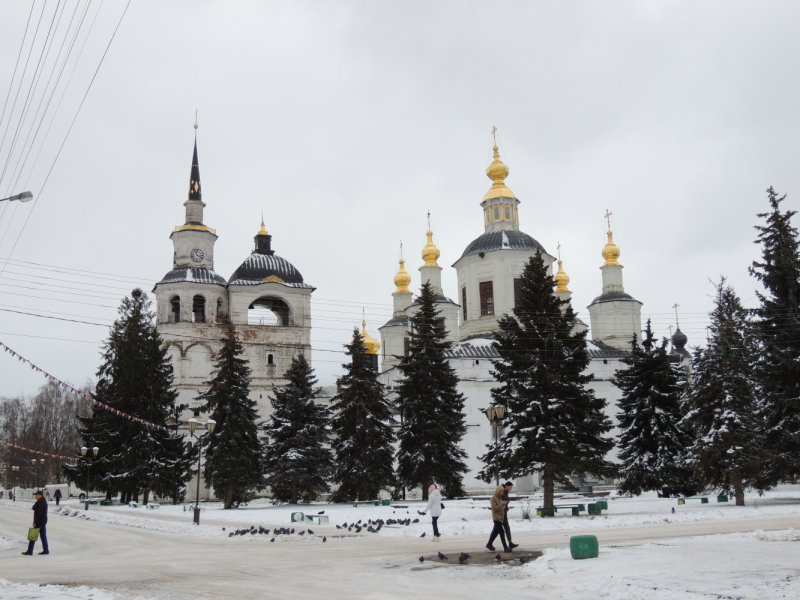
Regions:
[[308, 529, 314, 534], [420, 532, 426, 538], [318, 511, 325, 515], [419, 556, 425, 563], [322, 536, 327, 542], [437, 552, 448, 560]]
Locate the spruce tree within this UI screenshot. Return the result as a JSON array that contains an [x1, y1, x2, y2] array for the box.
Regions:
[[682, 280, 766, 505], [749, 187, 800, 485], [396, 281, 468, 500], [197, 324, 266, 509], [66, 289, 192, 504], [479, 252, 615, 512], [263, 354, 333, 503], [330, 328, 396, 502], [612, 321, 696, 497]]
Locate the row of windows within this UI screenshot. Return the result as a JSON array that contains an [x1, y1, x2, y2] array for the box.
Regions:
[[461, 279, 523, 321], [484, 203, 518, 224]]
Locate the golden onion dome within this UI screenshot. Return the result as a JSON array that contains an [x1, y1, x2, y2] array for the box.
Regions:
[[483, 145, 515, 201], [258, 218, 268, 235], [554, 259, 571, 293], [421, 230, 440, 268], [361, 320, 381, 355], [394, 258, 411, 293], [602, 230, 621, 266]]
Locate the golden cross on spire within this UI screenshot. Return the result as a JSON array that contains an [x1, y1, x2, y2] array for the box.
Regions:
[[672, 303, 680, 328], [427, 210, 431, 230], [194, 109, 198, 130], [557, 242, 562, 260], [492, 125, 497, 144], [399, 240, 403, 260], [604, 209, 612, 231]]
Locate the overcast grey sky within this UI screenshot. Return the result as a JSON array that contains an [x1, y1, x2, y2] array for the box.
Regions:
[[1, 1, 799, 396]]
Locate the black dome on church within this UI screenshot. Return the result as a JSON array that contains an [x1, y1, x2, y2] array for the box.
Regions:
[[229, 253, 305, 286], [459, 229, 546, 258]]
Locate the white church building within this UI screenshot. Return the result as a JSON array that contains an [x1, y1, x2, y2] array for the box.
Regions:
[[376, 144, 676, 494]]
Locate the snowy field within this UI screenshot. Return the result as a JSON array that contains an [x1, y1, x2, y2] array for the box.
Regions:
[[0, 487, 799, 599], [19, 484, 800, 541]]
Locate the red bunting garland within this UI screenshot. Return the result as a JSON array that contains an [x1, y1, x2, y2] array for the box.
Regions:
[[0, 439, 79, 462], [0, 341, 176, 436]]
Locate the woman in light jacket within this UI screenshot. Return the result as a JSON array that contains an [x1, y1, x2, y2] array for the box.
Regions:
[[422, 484, 443, 541], [486, 485, 509, 552]]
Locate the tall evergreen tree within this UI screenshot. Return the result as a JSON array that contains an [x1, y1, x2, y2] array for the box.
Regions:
[[682, 280, 766, 505], [479, 252, 615, 512], [330, 328, 396, 502], [396, 282, 468, 500], [749, 187, 800, 485], [197, 324, 266, 509], [66, 289, 192, 504], [263, 354, 333, 503], [612, 321, 695, 497]]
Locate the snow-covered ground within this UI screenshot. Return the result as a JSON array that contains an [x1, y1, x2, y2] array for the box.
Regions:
[[19, 484, 800, 542], [1, 486, 799, 599]]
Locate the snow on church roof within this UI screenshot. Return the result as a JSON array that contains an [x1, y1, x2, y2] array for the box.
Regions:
[[156, 267, 227, 287], [444, 337, 629, 360]]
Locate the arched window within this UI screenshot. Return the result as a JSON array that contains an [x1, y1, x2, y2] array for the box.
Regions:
[[267, 354, 274, 365], [485, 208, 490, 223], [169, 296, 180, 323], [248, 296, 291, 326], [504, 205, 511, 220], [216, 298, 224, 323], [192, 295, 206, 323], [494, 206, 500, 221]]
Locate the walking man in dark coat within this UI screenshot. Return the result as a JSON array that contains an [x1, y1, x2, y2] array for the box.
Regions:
[[22, 490, 49, 555], [54, 488, 62, 506]]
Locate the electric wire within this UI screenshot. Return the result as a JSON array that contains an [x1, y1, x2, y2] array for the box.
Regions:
[[0, 0, 132, 281]]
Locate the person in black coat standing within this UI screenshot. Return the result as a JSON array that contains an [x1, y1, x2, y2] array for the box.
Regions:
[[22, 490, 48, 555]]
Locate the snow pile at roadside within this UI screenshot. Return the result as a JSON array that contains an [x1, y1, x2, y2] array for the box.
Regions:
[[0, 579, 151, 600]]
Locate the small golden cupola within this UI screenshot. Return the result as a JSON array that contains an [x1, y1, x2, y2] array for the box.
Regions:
[[421, 230, 440, 268], [361, 320, 381, 355], [483, 145, 515, 201], [602, 230, 621, 267], [394, 258, 411, 294], [554, 259, 570, 293]]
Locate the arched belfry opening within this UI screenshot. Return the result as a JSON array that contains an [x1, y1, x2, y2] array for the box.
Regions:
[[248, 296, 291, 326], [170, 296, 181, 323], [192, 295, 206, 323]]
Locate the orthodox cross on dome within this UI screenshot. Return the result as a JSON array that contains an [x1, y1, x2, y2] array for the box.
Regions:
[[672, 303, 680, 328], [492, 125, 497, 144], [604, 209, 612, 232], [427, 210, 431, 230], [557, 242, 562, 261]]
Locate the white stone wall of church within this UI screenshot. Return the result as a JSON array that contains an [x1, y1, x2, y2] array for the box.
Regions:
[[588, 300, 643, 350], [454, 249, 555, 341], [379, 323, 407, 372]]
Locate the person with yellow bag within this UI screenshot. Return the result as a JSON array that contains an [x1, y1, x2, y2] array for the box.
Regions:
[[21, 490, 48, 556]]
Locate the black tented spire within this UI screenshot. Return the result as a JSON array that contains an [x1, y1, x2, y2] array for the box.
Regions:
[[189, 140, 202, 201]]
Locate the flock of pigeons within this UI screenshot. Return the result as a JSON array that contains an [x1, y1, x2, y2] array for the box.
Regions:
[[335, 517, 419, 534], [226, 525, 326, 543], [418, 552, 530, 565]]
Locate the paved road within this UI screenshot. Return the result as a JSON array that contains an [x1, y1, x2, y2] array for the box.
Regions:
[[0, 502, 796, 599]]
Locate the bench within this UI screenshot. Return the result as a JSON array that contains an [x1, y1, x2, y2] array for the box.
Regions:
[[146, 503, 160, 510], [99, 500, 113, 506], [353, 500, 380, 507], [678, 495, 728, 505], [588, 501, 607, 515], [306, 515, 329, 525], [537, 504, 586, 517]]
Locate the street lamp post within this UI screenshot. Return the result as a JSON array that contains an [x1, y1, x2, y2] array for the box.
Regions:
[[0, 191, 33, 203], [11, 466, 19, 500], [188, 418, 216, 525], [484, 406, 506, 486], [30, 458, 44, 490], [80, 446, 100, 510]]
